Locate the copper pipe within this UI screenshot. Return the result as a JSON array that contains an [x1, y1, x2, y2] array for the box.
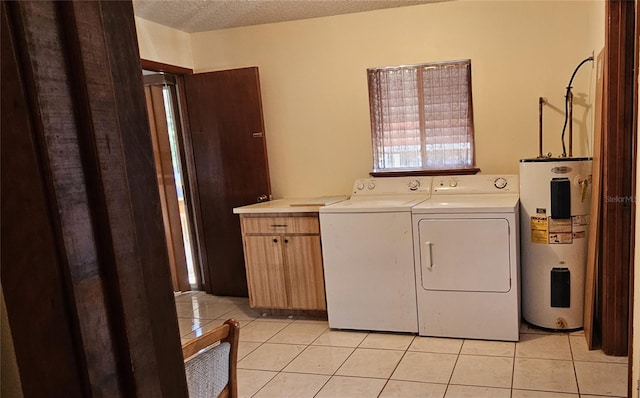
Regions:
[[568, 90, 573, 157], [538, 97, 546, 158], [561, 56, 593, 158]]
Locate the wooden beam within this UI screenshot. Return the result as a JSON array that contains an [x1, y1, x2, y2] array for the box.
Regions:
[[601, 0, 635, 357], [1, 1, 188, 395], [584, 49, 605, 350], [628, 2, 640, 396], [141, 58, 194, 75], [1, 3, 89, 395]]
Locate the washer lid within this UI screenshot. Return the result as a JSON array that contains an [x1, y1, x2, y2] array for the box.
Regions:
[[412, 194, 519, 214], [320, 196, 428, 213]]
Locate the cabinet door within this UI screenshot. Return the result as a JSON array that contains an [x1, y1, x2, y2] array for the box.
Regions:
[[285, 236, 326, 310], [243, 236, 287, 308]]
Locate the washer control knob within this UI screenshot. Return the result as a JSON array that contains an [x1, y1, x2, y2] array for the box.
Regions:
[[449, 179, 458, 187], [408, 179, 421, 191], [356, 182, 365, 190], [494, 177, 508, 189], [367, 181, 376, 190]]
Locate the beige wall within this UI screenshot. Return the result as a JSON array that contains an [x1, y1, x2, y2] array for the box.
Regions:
[[134, 1, 603, 198], [135, 16, 193, 69], [183, 1, 597, 198]]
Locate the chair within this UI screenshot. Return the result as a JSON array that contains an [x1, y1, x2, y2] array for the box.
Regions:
[[182, 319, 240, 398]]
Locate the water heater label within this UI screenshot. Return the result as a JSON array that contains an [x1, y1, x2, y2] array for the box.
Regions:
[[572, 214, 590, 226], [530, 216, 549, 244], [549, 232, 573, 244], [571, 214, 589, 240], [549, 218, 573, 244], [531, 216, 584, 244]]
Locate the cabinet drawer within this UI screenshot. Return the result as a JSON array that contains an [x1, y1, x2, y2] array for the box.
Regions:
[[241, 216, 319, 234]]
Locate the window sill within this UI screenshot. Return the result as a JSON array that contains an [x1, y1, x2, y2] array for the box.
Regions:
[[369, 168, 481, 177]]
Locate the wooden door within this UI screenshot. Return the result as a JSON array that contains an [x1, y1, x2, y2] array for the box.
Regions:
[[184, 68, 271, 296], [144, 85, 191, 292], [285, 235, 326, 310], [242, 236, 287, 308]]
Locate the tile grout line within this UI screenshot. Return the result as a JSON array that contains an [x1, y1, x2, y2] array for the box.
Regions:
[[374, 336, 415, 398], [309, 328, 343, 398], [567, 332, 582, 396], [178, 295, 629, 397], [246, 332, 303, 398], [510, 335, 516, 398], [441, 337, 465, 397], [247, 323, 331, 398]]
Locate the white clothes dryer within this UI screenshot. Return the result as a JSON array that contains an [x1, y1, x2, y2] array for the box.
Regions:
[[320, 177, 432, 333], [412, 175, 520, 341]]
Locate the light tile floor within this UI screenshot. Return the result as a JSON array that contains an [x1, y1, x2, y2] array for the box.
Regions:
[[176, 291, 628, 398]]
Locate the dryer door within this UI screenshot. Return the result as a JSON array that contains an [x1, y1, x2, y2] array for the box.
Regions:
[[418, 218, 511, 292]]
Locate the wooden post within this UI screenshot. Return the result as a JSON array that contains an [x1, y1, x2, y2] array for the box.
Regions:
[[600, 0, 636, 357], [1, 1, 188, 396]]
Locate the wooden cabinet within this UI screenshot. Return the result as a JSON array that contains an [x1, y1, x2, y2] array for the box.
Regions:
[[239, 213, 326, 310]]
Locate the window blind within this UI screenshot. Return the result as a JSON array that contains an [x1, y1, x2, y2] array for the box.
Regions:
[[368, 60, 474, 172]]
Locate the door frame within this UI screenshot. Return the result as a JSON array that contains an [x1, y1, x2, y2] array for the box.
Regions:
[[601, 0, 636, 357], [141, 59, 210, 292], [143, 82, 191, 291], [600, 0, 638, 396], [2, 2, 188, 395]]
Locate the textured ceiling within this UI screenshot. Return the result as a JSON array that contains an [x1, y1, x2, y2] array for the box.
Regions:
[[132, 0, 437, 33]]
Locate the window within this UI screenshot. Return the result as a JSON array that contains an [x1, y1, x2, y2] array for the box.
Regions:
[[367, 59, 477, 175]]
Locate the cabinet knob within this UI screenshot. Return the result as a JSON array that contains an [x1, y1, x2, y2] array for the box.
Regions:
[[273, 238, 278, 243], [284, 238, 289, 243]]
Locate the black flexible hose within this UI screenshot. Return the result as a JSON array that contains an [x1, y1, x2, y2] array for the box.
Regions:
[[561, 56, 594, 157]]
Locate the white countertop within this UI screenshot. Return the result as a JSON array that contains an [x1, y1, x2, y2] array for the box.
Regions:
[[233, 196, 349, 214]]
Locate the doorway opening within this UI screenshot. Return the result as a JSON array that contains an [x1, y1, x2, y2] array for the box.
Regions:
[[143, 71, 199, 291], [141, 61, 272, 297], [161, 85, 196, 287]]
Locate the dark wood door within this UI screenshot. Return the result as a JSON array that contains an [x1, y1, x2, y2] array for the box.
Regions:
[[184, 67, 271, 296]]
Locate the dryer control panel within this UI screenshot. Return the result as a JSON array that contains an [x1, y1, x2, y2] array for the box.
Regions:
[[432, 175, 519, 195]]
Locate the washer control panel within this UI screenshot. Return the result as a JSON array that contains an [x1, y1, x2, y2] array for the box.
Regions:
[[352, 177, 433, 196]]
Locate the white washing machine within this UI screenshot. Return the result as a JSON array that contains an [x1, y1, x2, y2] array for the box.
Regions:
[[412, 175, 520, 341], [319, 177, 432, 333]]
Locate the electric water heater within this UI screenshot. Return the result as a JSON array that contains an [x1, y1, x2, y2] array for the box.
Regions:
[[519, 158, 592, 330]]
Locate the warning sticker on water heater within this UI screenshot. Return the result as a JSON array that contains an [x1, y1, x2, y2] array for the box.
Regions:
[[530, 216, 549, 244], [548, 218, 573, 244], [573, 231, 586, 239], [572, 215, 589, 240], [549, 232, 573, 244], [572, 214, 590, 227]]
